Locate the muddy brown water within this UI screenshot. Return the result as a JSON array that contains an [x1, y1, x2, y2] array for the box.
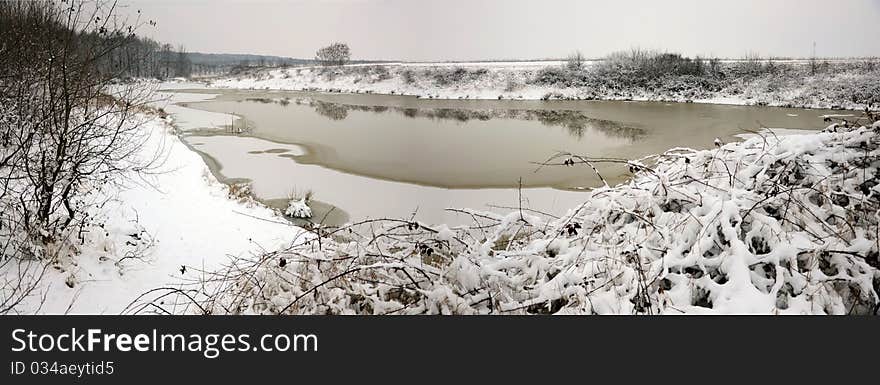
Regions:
[[167, 88, 839, 226]]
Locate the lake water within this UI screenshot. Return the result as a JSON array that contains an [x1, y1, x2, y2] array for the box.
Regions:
[[162, 87, 839, 226]]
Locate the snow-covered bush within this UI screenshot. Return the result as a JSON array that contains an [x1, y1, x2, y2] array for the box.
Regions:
[[285, 198, 312, 219], [429, 67, 489, 86], [284, 189, 313, 219], [731, 54, 775, 78], [529, 55, 880, 108], [401, 69, 416, 85], [531, 66, 588, 88], [650, 75, 723, 100], [227, 182, 254, 202], [356, 65, 392, 82]]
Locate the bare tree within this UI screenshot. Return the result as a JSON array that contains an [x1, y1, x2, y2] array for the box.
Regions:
[[175, 45, 192, 78], [315, 42, 351, 66], [566, 50, 585, 71], [159, 43, 173, 78], [0, 0, 156, 313], [810, 41, 818, 75]]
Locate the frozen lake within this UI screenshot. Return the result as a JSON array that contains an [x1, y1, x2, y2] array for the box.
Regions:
[[160, 86, 839, 226]]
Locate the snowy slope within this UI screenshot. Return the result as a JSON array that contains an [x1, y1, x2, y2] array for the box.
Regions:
[[9, 114, 301, 314]]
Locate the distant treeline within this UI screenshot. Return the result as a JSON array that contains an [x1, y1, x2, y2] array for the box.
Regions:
[[0, 2, 195, 80], [86, 35, 311, 79], [99, 35, 191, 79], [100, 40, 322, 79], [0, 2, 380, 80], [192, 52, 391, 77]]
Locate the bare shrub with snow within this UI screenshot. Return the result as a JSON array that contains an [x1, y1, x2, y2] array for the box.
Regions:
[[530, 51, 880, 108], [0, 1, 158, 312], [429, 67, 490, 87], [566, 51, 585, 71]]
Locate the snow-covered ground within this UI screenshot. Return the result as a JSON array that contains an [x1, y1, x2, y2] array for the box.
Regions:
[[209, 60, 880, 110], [6, 105, 301, 314], [212, 62, 582, 100], [304, 60, 570, 69]]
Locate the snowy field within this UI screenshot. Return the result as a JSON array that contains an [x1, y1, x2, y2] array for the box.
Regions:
[[210, 59, 880, 111]]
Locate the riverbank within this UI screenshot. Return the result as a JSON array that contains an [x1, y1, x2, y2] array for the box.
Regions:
[[5, 109, 301, 314], [209, 59, 880, 111]]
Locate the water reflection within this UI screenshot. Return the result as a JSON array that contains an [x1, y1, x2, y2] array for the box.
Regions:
[[173, 89, 837, 225], [243, 96, 645, 141]]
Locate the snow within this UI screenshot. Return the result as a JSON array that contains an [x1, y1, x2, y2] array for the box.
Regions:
[[208, 60, 880, 110], [285, 198, 312, 219], [821, 114, 855, 118], [150, 88, 240, 132], [8, 113, 301, 314], [298, 60, 570, 69]]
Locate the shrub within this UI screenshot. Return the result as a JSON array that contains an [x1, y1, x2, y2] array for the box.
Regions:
[[315, 42, 351, 66], [402, 69, 416, 84], [567, 51, 585, 71], [431, 67, 488, 86], [531, 66, 588, 87]]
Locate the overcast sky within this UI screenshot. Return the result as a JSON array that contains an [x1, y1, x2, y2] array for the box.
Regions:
[[119, 0, 880, 61]]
